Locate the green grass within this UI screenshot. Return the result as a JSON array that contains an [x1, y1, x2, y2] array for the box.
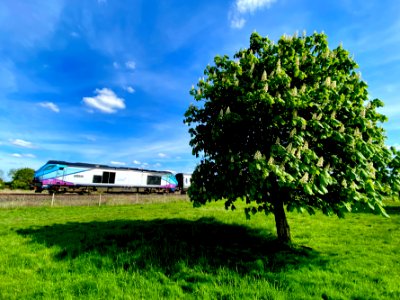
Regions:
[[0, 199, 399, 299]]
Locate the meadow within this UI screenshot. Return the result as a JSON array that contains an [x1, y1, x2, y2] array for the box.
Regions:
[[0, 197, 399, 299]]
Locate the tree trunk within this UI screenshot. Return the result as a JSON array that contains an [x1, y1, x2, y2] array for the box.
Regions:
[[273, 198, 291, 244]]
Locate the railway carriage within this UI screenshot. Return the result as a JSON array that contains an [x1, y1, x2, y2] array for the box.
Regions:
[[33, 160, 179, 194], [175, 173, 192, 194]]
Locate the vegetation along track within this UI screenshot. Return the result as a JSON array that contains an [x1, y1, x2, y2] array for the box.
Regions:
[[0, 193, 189, 208]]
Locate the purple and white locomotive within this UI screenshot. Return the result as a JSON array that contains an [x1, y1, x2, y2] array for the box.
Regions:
[[33, 160, 189, 194]]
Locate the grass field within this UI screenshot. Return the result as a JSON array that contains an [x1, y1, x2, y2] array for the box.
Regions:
[[0, 198, 399, 299]]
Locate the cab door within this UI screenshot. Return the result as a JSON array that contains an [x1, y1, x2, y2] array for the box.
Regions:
[[56, 166, 66, 184]]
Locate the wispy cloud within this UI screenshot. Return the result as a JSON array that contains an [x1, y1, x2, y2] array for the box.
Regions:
[[125, 61, 136, 70], [11, 153, 36, 158], [132, 160, 141, 165], [124, 86, 135, 93], [230, 16, 246, 29], [39, 101, 60, 113], [378, 101, 400, 118], [80, 135, 97, 142], [83, 88, 125, 113], [0, 61, 17, 92], [229, 0, 276, 29], [110, 161, 126, 166], [0, 2, 64, 49], [10, 139, 34, 148], [158, 152, 167, 158]]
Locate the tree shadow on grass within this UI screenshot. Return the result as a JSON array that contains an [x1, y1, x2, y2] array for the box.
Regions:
[[384, 205, 400, 215], [350, 203, 400, 215], [17, 217, 325, 276]]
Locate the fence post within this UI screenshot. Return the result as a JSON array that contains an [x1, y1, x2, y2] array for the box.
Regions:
[[99, 193, 102, 206], [51, 193, 55, 207]]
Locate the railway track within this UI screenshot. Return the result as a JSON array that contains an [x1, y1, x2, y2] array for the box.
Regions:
[[0, 192, 187, 197]]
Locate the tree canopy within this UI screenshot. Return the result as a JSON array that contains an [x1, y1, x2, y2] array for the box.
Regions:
[[184, 32, 399, 243], [8, 168, 35, 190]]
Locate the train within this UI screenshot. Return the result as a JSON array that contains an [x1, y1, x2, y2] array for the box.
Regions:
[[33, 160, 192, 194]]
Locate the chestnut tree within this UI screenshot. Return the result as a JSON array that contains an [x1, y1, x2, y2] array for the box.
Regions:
[[184, 32, 399, 243]]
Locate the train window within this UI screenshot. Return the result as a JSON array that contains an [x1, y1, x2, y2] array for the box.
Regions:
[[93, 175, 102, 183], [102, 172, 116, 184], [109, 172, 116, 183], [59, 167, 64, 170], [102, 172, 110, 183], [147, 175, 161, 185]]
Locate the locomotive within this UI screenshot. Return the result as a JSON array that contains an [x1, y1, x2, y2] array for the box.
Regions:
[[33, 160, 191, 194]]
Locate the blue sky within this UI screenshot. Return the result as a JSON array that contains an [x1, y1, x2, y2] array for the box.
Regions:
[[0, 0, 399, 180]]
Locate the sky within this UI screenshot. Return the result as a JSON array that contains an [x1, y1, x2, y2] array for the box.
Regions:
[[0, 0, 399, 180]]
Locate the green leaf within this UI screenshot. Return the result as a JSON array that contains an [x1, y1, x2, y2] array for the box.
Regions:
[[304, 184, 314, 195], [344, 202, 352, 212], [365, 180, 375, 192], [318, 184, 328, 194]]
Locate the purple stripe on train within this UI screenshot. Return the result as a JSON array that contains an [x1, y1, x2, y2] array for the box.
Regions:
[[161, 184, 177, 189], [42, 179, 176, 189], [42, 179, 74, 186]]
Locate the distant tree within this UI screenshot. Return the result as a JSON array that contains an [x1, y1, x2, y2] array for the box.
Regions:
[[389, 148, 400, 198], [184, 32, 399, 243], [0, 170, 4, 189], [9, 168, 35, 190]]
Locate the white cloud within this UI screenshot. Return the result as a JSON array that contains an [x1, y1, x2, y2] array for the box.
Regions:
[[110, 161, 126, 166], [236, 0, 275, 13], [10, 139, 34, 148], [39, 101, 60, 113], [154, 163, 162, 168], [158, 152, 167, 158], [132, 160, 141, 165], [125, 86, 135, 93], [229, 0, 276, 29], [11, 153, 22, 158], [125, 61, 136, 70], [230, 16, 246, 29], [83, 88, 125, 113]]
